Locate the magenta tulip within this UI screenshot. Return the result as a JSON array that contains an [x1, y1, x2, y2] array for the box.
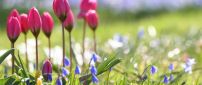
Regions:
[[85, 10, 99, 31], [53, 0, 70, 22], [78, 0, 97, 19], [7, 17, 21, 43], [20, 14, 29, 34], [63, 10, 74, 32], [28, 7, 42, 37], [42, 59, 52, 82], [7, 9, 20, 24], [41, 12, 54, 38]]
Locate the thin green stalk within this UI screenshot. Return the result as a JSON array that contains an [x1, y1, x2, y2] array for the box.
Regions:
[[62, 24, 65, 67], [11, 42, 14, 74], [25, 34, 29, 72], [69, 32, 72, 72], [35, 36, 38, 71], [48, 37, 51, 58], [93, 30, 97, 53]]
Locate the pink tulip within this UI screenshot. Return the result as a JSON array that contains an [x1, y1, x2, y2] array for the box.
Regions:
[[85, 10, 99, 31], [7, 17, 21, 43], [78, 0, 97, 19], [7, 9, 20, 27], [63, 10, 74, 32], [41, 12, 54, 38], [42, 59, 52, 81], [53, 0, 70, 22], [28, 7, 42, 37], [20, 14, 29, 34]]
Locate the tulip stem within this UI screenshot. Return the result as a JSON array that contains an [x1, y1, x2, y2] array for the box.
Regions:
[[11, 42, 15, 74], [48, 37, 51, 58], [35, 36, 39, 71], [93, 30, 97, 53], [25, 34, 29, 72], [62, 24, 65, 67], [69, 32, 72, 72], [82, 20, 86, 62]]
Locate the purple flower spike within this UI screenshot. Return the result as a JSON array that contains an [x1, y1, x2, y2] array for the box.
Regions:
[[62, 67, 69, 77], [90, 65, 97, 75], [75, 65, 81, 74], [92, 74, 99, 83], [56, 77, 62, 85], [150, 65, 157, 74], [163, 75, 169, 84], [91, 53, 98, 62], [64, 57, 70, 67], [169, 63, 174, 71]]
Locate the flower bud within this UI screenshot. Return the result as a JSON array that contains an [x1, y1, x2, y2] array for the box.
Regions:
[[20, 13, 29, 34], [53, 0, 70, 22], [63, 10, 74, 32], [7, 17, 21, 43], [42, 59, 52, 82], [90, 65, 97, 75], [28, 7, 42, 37], [85, 10, 98, 31], [41, 12, 54, 38], [56, 77, 63, 85], [78, 0, 97, 18], [7, 9, 20, 25]]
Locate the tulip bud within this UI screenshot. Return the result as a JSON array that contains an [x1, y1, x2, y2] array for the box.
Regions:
[[78, 0, 97, 18], [85, 10, 98, 31], [53, 0, 70, 22], [28, 7, 42, 37], [20, 14, 29, 34], [7, 9, 20, 24], [42, 59, 52, 82], [7, 17, 21, 43], [63, 10, 74, 32], [41, 12, 54, 38]]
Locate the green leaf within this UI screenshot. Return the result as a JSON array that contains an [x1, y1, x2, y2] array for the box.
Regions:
[[0, 49, 14, 64]]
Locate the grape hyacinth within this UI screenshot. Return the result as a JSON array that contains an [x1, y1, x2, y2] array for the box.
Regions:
[[75, 65, 81, 74], [163, 75, 169, 84], [64, 57, 70, 67], [56, 77, 63, 85], [168, 63, 174, 71], [62, 67, 69, 77], [92, 74, 99, 83], [90, 65, 97, 75], [150, 65, 157, 74]]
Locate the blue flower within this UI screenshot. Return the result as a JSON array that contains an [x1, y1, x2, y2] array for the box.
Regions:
[[92, 74, 99, 83], [137, 28, 144, 39], [182, 58, 196, 74], [62, 67, 69, 77], [56, 77, 62, 85], [169, 63, 174, 71], [91, 53, 98, 62], [169, 74, 174, 81], [163, 75, 169, 84], [47, 74, 52, 81], [150, 65, 157, 74], [75, 65, 81, 74], [90, 65, 97, 75], [64, 57, 70, 67]]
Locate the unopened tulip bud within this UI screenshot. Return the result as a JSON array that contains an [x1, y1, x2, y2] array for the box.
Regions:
[[28, 7, 42, 37], [20, 14, 29, 34], [63, 10, 74, 32], [53, 0, 70, 22], [7, 17, 21, 43], [85, 10, 98, 31], [41, 12, 54, 38], [78, 0, 97, 18], [42, 59, 52, 82]]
